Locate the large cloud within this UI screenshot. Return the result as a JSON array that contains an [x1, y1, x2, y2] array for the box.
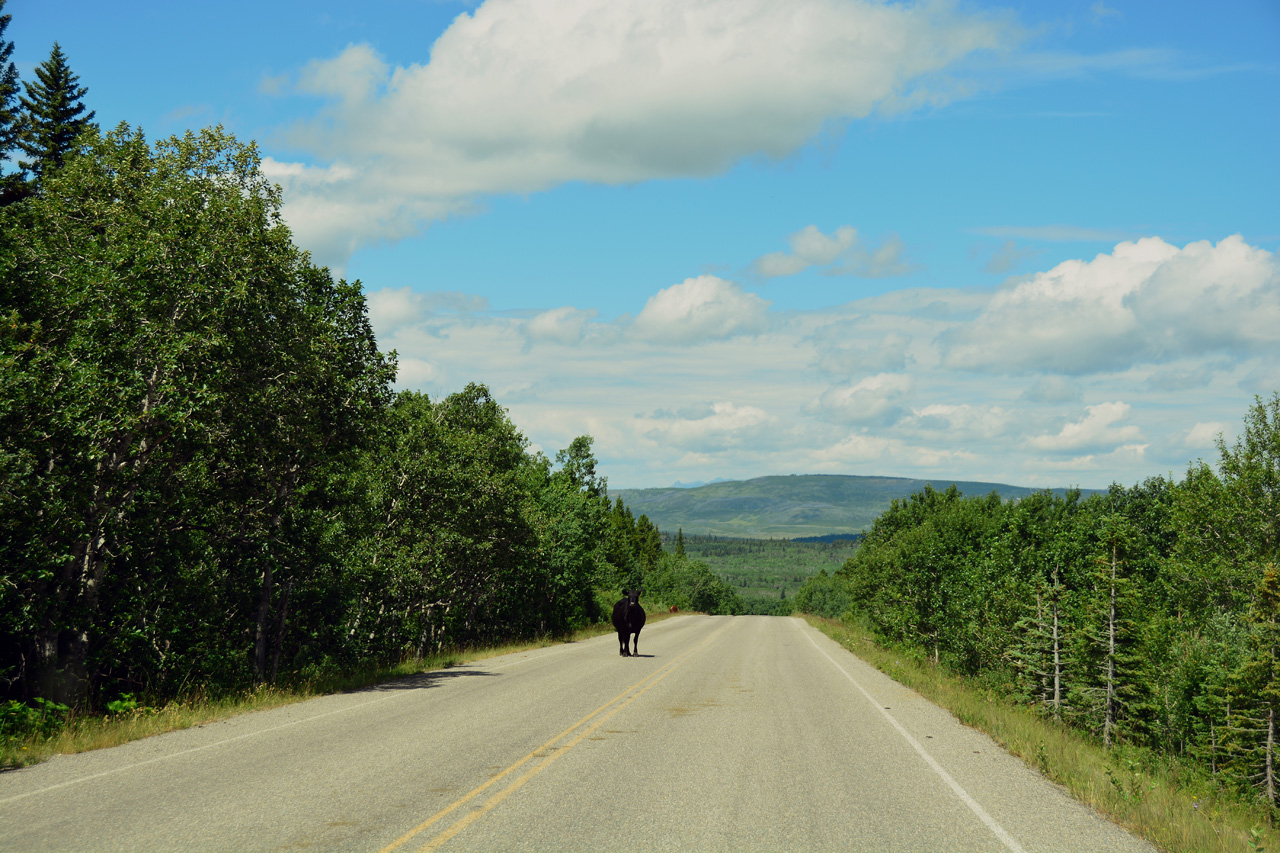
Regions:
[[266, 0, 1013, 264], [941, 236, 1279, 374]]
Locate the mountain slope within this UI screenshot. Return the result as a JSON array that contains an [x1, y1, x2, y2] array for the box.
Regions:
[[611, 473, 1096, 538]]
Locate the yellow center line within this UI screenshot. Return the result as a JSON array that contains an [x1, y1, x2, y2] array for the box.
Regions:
[[379, 619, 734, 853]]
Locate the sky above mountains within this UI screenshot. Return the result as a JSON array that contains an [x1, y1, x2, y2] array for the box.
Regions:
[[9, 0, 1278, 489]]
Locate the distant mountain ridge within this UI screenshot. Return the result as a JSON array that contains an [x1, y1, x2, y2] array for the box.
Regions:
[[610, 473, 1099, 539]]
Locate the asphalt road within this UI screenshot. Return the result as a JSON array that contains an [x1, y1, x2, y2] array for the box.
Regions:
[[0, 615, 1155, 852]]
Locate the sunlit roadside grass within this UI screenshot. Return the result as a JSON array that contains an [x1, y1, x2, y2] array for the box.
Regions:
[[1, 614, 667, 771], [803, 614, 1276, 853]]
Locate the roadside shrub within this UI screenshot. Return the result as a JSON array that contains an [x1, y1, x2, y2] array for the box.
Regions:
[[0, 697, 70, 742]]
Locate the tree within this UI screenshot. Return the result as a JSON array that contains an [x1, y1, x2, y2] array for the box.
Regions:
[[0, 123, 394, 704], [1093, 512, 1139, 747], [0, 0, 22, 198], [17, 42, 95, 182], [1175, 393, 1280, 612], [1228, 565, 1280, 808], [554, 435, 605, 497], [793, 569, 850, 619]]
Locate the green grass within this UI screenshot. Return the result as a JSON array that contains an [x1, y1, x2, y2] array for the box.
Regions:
[[0, 615, 655, 770], [804, 614, 1277, 853]]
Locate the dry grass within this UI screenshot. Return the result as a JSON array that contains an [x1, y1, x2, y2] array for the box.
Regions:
[[1, 614, 667, 771], [804, 614, 1277, 853]]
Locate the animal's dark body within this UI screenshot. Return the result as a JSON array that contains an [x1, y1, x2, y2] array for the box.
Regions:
[[612, 589, 646, 657]]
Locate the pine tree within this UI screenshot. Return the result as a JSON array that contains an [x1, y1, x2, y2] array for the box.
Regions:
[[17, 41, 95, 182], [1228, 565, 1280, 808], [0, 0, 24, 201], [1069, 510, 1142, 746], [1010, 565, 1068, 720]]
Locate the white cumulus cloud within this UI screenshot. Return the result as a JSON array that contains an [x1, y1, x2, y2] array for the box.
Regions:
[[1028, 401, 1142, 452], [807, 373, 914, 426], [631, 275, 770, 344], [942, 235, 1279, 375], [1182, 421, 1227, 449], [265, 0, 1014, 264], [523, 306, 600, 346]]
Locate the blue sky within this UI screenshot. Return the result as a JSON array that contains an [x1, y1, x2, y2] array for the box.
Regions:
[[7, 0, 1278, 490]]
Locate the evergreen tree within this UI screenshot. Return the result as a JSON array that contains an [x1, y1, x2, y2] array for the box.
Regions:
[[0, 0, 23, 201], [17, 42, 95, 182], [1228, 565, 1280, 808]]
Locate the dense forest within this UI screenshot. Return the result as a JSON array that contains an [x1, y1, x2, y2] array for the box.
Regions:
[[670, 532, 857, 615], [795, 393, 1280, 811], [0, 10, 742, 731]]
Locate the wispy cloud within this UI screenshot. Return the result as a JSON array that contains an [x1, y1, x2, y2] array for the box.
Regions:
[[752, 225, 919, 279], [971, 224, 1132, 242], [982, 239, 1043, 274], [1090, 2, 1122, 24]]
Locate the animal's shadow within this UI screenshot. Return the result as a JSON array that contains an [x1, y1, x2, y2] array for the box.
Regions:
[[356, 667, 499, 692]]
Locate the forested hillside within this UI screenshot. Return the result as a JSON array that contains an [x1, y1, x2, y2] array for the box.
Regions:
[[613, 474, 1098, 538], [671, 534, 858, 615], [794, 394, 1280, 812]]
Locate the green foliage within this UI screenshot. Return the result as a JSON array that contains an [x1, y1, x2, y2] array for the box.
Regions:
[[0, 697, 69, 742], [0, 123, 392, 707], [643, 553, 745, 615], [104, 693, 138, 715], [792, 570, 849, 619], [836, 393, 1280, 811], [1226, 565, 1280, 808], [0, 0, 22, 197], [341, 389, 615, 658], [675, 533, 857, 609]]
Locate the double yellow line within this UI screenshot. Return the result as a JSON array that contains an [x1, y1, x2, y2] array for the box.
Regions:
[[379, 619, 732, 853]]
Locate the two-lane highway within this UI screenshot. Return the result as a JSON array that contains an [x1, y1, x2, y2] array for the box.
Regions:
[[1, 616, 1154, 852]]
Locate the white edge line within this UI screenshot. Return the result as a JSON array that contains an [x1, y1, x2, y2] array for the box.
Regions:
[[800, 622, 1027, 853]]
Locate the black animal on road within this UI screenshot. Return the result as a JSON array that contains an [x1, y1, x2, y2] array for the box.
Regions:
[[612, 589, 646, 657]]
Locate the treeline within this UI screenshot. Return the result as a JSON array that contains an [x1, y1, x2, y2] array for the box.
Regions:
[[0, 118, 678, 710], [0, 41, 742, 720], [796, 394, 1280, 809]]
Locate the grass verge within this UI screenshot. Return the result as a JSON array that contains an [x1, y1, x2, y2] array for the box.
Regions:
[[802, 614, 1276, 853], [1, 614, 658, 771]]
